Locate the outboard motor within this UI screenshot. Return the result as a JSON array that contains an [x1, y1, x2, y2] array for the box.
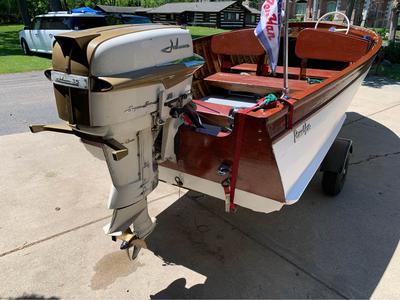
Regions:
[[30, 25, 204, 257]]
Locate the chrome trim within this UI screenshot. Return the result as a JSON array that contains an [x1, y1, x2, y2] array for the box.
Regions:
[[51, 71, 89, 90]]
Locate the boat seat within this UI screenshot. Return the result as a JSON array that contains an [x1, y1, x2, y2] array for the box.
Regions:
[[204, 72, 311, 95], [231, 64, 339, 79], [295, 28, 370, 79], [211, 29, 266, 75]]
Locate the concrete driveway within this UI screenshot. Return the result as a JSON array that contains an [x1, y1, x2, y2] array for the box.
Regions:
[[0, 72, 399, 299]]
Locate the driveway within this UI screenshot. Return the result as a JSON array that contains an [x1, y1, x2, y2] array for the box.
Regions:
[[0, 71, 399, 298]]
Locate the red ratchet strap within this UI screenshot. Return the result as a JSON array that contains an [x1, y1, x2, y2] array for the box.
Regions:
[[181, 114, 194, 126], [222, 97, 266, 212], [279, 97, 295, 129]]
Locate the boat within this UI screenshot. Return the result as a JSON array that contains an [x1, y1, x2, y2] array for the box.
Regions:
[[30, 12, 382, 258]]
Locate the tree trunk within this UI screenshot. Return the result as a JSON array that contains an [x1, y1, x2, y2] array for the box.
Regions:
[[49, 0, 63, 11], [388, 1, 399, 42], [16, 0, 30, 26], [312, 0, 318, 20], [361, 0, 370, 26], [345, 0, 356, 22]]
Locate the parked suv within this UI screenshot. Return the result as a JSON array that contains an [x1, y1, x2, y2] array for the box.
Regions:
[[19, 12, 107, 55]]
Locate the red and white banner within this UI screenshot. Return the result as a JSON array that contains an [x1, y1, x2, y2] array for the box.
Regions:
[[254, 0, 285, 73]]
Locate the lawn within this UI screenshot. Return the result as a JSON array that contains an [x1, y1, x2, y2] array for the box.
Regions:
[[0, 24, 226, 74], [0, 24, 52, 74], [187, 26, 228, 39]]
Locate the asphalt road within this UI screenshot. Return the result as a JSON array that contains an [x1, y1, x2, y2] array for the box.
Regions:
[[0, 71, 59, 136], [0, 71, 399, 299]]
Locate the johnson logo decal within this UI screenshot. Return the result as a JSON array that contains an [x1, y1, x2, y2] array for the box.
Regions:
[[161, 38, 190, 53]]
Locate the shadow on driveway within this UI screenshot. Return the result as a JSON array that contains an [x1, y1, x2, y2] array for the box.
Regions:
[[147, 112, 400, 299]]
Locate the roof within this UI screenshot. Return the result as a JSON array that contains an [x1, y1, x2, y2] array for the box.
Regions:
[[243, 5, 260, 14], [36, 12, 105, 18], [95, 5, 151, 14], [149, 1, 236, 13]]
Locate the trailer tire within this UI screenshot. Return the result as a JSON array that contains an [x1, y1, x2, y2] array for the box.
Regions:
[[322, 155, 349, 196]]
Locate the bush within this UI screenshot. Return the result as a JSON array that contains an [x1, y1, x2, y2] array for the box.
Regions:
[[370, 27, 389, 39], [384, 41, 400, 64]]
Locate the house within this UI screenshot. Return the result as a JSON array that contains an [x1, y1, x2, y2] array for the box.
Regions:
[[287, 0, 394, 28], [149, 1, 260, 28]]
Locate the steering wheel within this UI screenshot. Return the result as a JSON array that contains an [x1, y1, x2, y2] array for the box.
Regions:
[[315, 11, 350, 34]]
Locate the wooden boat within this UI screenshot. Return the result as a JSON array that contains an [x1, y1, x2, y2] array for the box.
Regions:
[[158, 21, 382, 214], [30, 18, 381, 257]]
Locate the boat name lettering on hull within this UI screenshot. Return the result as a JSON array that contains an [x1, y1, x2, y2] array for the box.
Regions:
[[293, 122, 311, 143]]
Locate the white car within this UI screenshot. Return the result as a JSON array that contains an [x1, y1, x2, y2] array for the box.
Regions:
[[19, 12, 107, 55]]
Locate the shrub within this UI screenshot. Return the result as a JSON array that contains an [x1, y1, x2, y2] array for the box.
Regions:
[[384, 41, 400, 64], [370, 27, 389, 39]]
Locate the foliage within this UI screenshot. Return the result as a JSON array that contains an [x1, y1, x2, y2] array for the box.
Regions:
[[370, 27, 389, 39], [288, 17, 304, 22], [374, 63, 400, 80], [0, 24, 51, 73], [383, 41, 400, 63], [0, 0, 19, 23]]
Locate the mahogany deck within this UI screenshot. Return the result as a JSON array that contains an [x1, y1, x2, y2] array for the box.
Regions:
[[205, 72, 311, 95], [231, 64, 340, 79]]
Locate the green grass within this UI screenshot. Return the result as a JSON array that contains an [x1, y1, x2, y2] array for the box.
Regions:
[[187, 26, 229, 39], [0, 24, 226, 74], [0, 24, 51, 74]]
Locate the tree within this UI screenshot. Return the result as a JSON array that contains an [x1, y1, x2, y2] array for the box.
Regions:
[[388, 0, 399, 42], [16, 0, 29, 25], [360, 0, 371, 27], [345, 0, 356, 21], [49, 0, 63, 11]]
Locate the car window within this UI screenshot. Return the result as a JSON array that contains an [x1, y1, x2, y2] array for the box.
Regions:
[[33, 18, 41, 30], [105, 15, 124, 25], [40, 17, 70, 30], [69, 17, 107, 30], [122, 16, 151, 24]]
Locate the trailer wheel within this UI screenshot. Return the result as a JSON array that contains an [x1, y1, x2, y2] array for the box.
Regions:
[[322, 154, 349, 196]]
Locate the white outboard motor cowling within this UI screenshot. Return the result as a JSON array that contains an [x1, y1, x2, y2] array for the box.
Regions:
[[30, 25, 204, 248]]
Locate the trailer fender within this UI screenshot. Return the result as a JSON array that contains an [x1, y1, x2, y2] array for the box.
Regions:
[[320, 138, 353, 173]]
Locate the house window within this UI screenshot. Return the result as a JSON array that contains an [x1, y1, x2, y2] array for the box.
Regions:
[[224, 12, 240, 21], [166, 14, 174, 21], [203, 13, 210, 22], [245, 14, 257, 23], [295, 2, 307, 16], [326, 1, 337, 13]]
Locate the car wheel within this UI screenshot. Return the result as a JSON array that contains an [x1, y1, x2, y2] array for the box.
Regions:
[[21, 40, 31, 55]]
